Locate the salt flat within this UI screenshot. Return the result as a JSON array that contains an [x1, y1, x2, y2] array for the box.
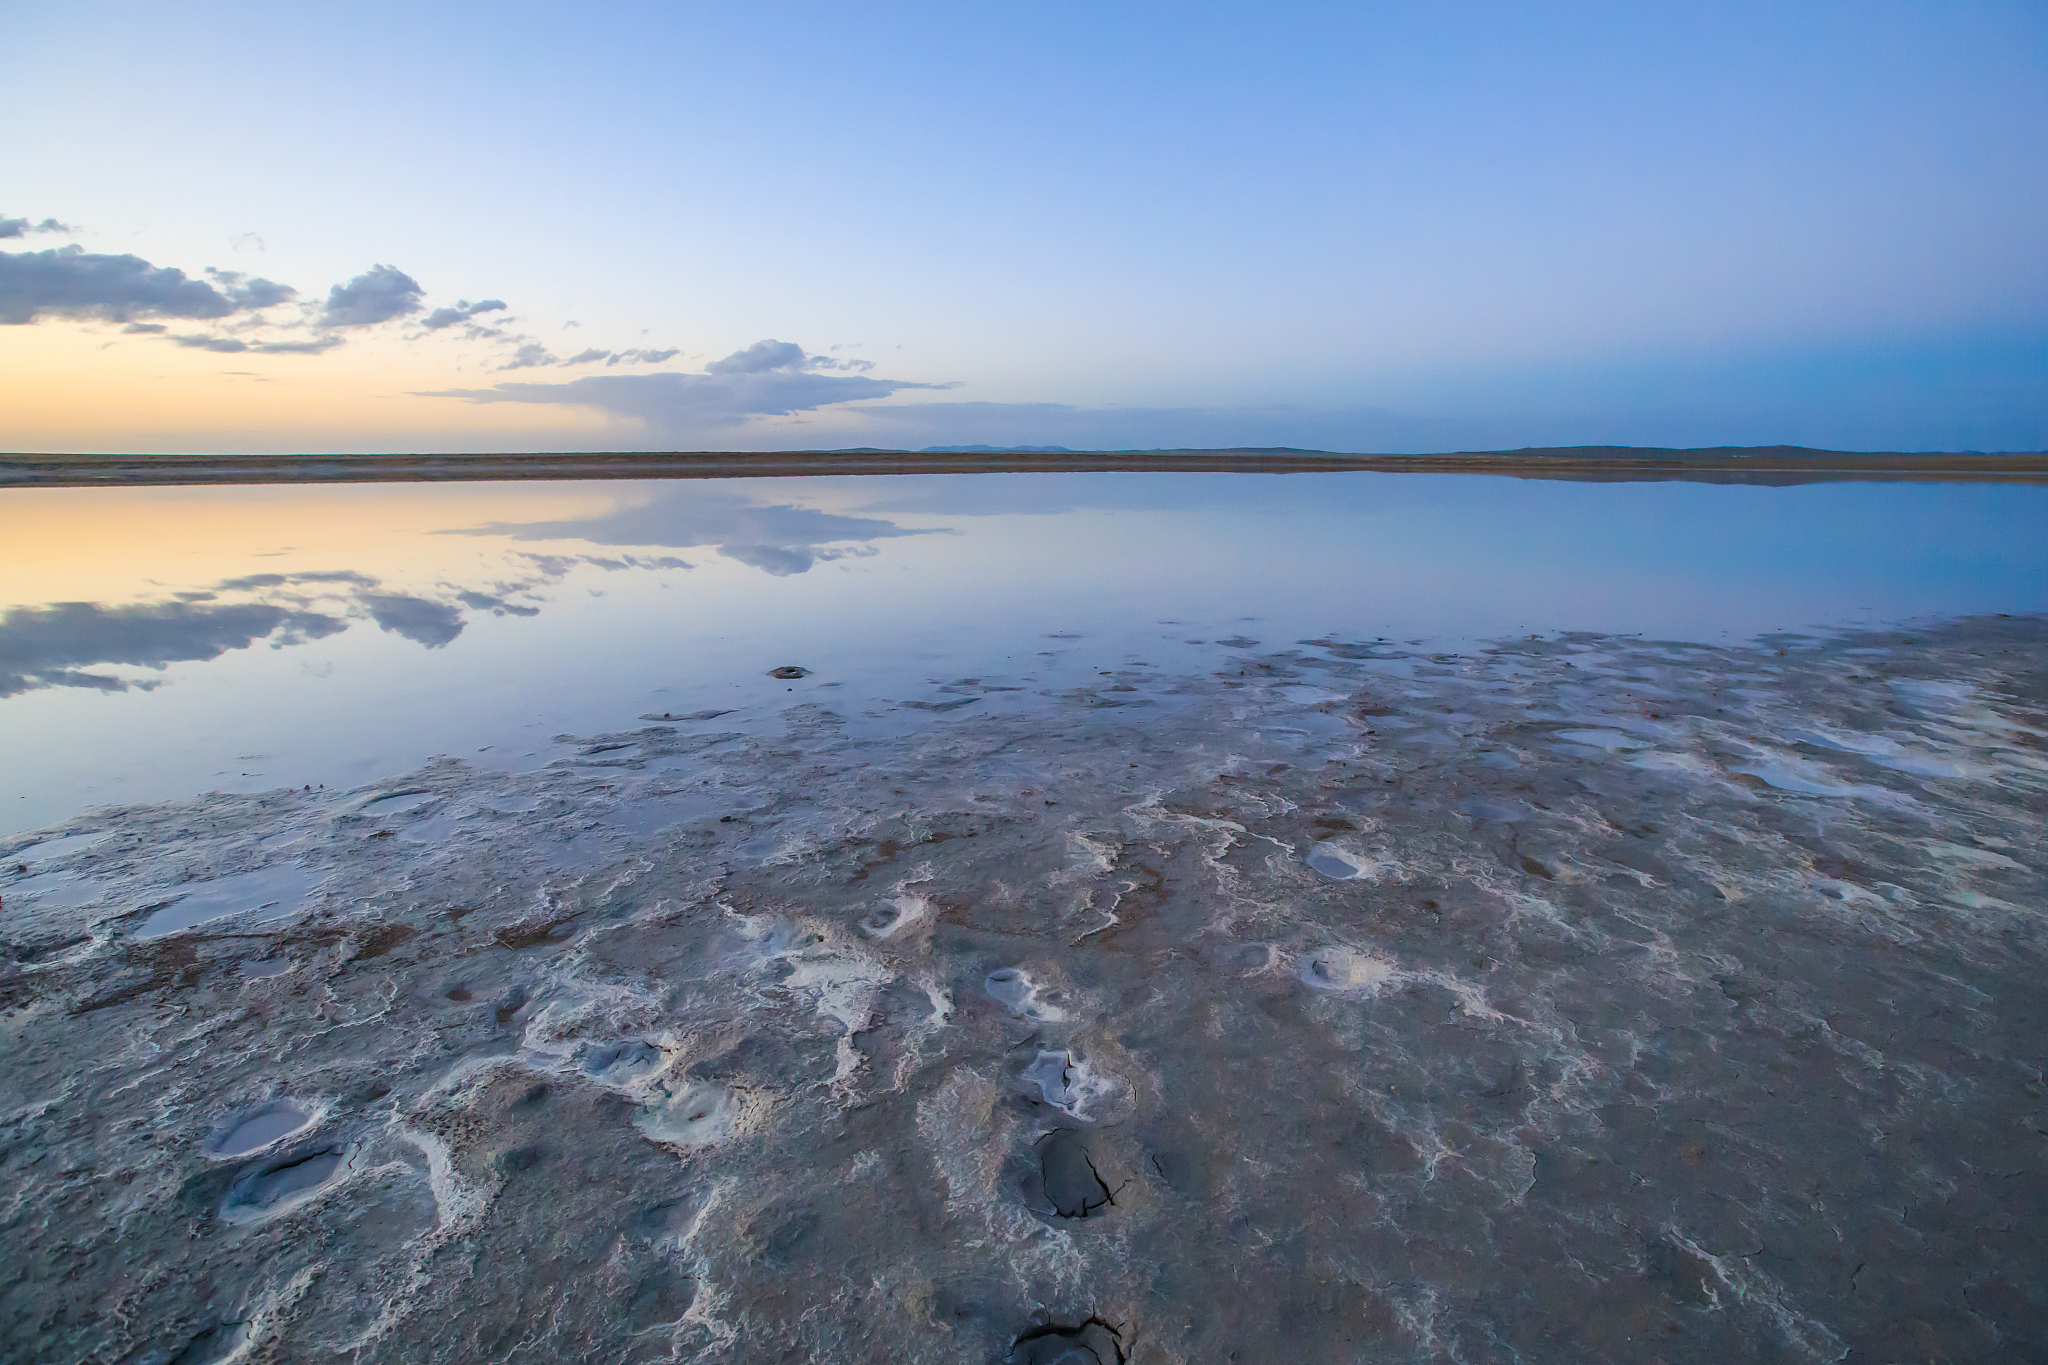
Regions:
[[2, 469, 2044, 1362], [3, 615, 2043, 1362]]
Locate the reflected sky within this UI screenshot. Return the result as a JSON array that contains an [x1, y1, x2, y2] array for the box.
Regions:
[[2, 472, 2042, 832], [442, 484, 933, 576]]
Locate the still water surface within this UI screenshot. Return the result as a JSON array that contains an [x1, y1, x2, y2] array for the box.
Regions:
[[3, 472, 2039, 830]]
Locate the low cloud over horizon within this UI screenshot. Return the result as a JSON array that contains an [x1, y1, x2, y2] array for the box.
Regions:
[[0, 221, 683, 374], [411, 335, 2048, 455], [420, 338, 945, 431], [8, 225, 2042, 450]]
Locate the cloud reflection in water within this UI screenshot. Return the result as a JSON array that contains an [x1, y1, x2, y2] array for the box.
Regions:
[[442, 485, 931, 576], [0, 484, 905, 695], [0, 571, 551, 696], [0, 600, 346, 697]]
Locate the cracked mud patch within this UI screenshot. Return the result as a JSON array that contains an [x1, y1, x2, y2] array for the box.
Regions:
[[1036, 1129, 1113, 1219], [1010, 1317, 1126, 1364]]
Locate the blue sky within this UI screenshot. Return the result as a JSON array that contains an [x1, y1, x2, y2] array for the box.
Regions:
[[3, 1, 2044, 452]]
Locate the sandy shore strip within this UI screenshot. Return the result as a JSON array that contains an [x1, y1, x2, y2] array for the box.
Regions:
[[5, 444, 2047, 487]]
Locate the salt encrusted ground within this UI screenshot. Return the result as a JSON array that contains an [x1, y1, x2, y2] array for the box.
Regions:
[[2, 617, 2043, 1364]]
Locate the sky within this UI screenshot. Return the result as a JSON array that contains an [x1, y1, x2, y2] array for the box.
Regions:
[[3, 0, 2045, 455]]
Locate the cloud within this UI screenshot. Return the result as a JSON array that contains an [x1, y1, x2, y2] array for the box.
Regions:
[[554, 347, 681, 367], [0, 246, 254, 325], [500, 342, 558, 370], [248, 334, 345, 355], [0, 600, 347, 697], [421, 343, 946, 430], [423, 340, 941, 429], [319, 264, 424, 327], [3, 220, 673, 381], [0, 244, 292, 331], [169, 331, 345, 356], [0, 216, 77, 239], [508, 344, 684, 369], [205, 268, 295, 311], [706, 339, 807, 374], [421, 298, 507, 330], [702, 339, 870, 373], [171, 334, 252, 353]]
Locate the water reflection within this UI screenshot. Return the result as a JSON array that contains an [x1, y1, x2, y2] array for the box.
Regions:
[[0, 471, 2041, 832], [0, 599, 346, 696], [0, 575, 488, 696], [3, 551, 708, 696], [3, 470, 2041, 1365], [444, 483, 932, 576], [0, 484, 941, 696]]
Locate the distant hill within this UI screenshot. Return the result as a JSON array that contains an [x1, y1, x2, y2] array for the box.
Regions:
[[918, 445, 1075, 454]]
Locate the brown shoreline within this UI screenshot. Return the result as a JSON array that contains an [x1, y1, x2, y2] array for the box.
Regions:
[[3, 444, 2045, 488]]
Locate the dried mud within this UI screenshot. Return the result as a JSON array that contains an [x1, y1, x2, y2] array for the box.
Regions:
[[2, 616, 2044, 1363]]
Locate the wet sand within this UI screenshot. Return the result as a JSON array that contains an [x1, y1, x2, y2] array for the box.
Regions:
[[5, 444, 2047, 488], [3, 615, 2043, 1362]]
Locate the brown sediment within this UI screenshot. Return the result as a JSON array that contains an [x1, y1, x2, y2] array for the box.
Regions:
[[3, 444, 2046, 487]]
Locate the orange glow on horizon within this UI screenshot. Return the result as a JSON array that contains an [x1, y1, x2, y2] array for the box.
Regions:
[[0, 325, 626, 454]]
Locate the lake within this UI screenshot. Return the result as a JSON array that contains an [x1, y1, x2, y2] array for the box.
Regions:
[[3, 469, 2044, 1363], [4, 472, 2040, 830]]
